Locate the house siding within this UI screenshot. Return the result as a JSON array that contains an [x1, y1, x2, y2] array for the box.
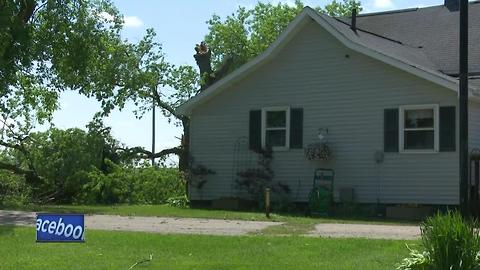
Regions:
[[470, 101, 480, 151], [189, 20, 466, 205]]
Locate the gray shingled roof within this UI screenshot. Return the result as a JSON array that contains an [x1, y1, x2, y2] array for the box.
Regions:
[[338, 1, 480, 76], [320, 14, 438, 71]]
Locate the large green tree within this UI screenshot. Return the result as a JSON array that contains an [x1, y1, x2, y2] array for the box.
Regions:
[[0, 0, 135, 180]]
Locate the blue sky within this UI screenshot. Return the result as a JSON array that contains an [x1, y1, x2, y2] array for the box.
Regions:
[[49, 0, 445, 164]]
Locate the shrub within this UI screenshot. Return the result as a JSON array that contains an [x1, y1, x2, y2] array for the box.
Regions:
[[11, 126, 123, 203], [236, 148, 290, 209], [0, 171, 32, 206], [397, 211, 480, 270], [76, 160, 185, 204], [167, 195, 189, 208]]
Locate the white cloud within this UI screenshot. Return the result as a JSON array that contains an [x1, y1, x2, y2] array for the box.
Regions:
[[99, 12, 143, 28], [124, 16, 143, 28], [373, 0, 394, 8]]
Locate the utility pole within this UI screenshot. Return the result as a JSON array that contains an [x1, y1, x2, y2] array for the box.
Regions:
[[459, 0, 469, 217], [151, 96, 156, 166]]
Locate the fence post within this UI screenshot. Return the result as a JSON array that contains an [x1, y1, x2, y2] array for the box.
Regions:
[[265, 188, 271, 218]]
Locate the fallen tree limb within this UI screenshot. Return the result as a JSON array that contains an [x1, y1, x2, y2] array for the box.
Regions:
[[128, 254, 153, 270], [0, 161, 33, 176], [0, 161, 41, 183], [116, 146, 182, 159]]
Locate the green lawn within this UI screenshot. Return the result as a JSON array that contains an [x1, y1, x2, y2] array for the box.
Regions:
[[2, 204, 417, 235], [0, 226, 415, 270]]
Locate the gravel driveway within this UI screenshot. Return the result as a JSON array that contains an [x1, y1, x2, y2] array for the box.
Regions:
[[0, 210, 420, 239], [309, 223, 420, 240], [0, 210, 279, 236]]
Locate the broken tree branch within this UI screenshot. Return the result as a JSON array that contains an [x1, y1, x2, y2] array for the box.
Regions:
[[116, 146, 182, 159], [151, 88, 187, 121], [128, 254, 153, 270], [0, 160, 41, 183]]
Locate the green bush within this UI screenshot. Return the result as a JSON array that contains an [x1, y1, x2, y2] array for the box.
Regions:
[[166, 195, 189, 208], [397, 211, 480, 270], [76, 160, 185, 204], [0, 171, 31, 206], [1, 125, 185, 206], [10, 126, 123, 202]]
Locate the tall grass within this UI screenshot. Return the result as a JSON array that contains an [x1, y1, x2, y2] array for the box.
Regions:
[[397, 211, 480, 270], [422, 211, 480, 270]]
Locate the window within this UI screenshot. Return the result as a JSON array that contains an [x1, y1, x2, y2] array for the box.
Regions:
[[261, 107, 290, 150], [399, 104, 439, 152]]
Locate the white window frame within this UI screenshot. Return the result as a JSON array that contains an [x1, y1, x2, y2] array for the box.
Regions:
[[261, 106, 290, 151], [399, 104, 439, 153]]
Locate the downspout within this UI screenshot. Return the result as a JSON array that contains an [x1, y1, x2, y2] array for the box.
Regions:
[[459, 0, 469, 216]]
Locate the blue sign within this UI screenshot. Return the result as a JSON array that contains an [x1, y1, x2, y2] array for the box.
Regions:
[[36, 214, 85, 242]]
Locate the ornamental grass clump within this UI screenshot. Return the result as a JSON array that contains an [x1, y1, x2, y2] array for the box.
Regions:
[[397, 211, 480, 270]]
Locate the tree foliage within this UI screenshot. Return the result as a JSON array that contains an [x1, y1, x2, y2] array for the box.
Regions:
[[79, 161, 185, 204], [92, 29, 199, 169], [0, 0, 137, 179], [324, 0, 362, 17], [7, 123, 121, 202], [205, 0, 362, 73], [0, 170, 31, 206], [1, 124, 186, 204]]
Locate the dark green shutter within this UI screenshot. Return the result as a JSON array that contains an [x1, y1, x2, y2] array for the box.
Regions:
[[440, 106, 456, 152], [249, 110, 261, 151], [290, 108, 304, 149], [384, 108, 399, 152]]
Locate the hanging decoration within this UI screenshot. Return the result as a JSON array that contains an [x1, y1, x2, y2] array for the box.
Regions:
[[305, 128, 332, 161]]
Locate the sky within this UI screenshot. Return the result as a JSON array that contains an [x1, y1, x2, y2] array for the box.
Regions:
[[49, 0, 446, 164]]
